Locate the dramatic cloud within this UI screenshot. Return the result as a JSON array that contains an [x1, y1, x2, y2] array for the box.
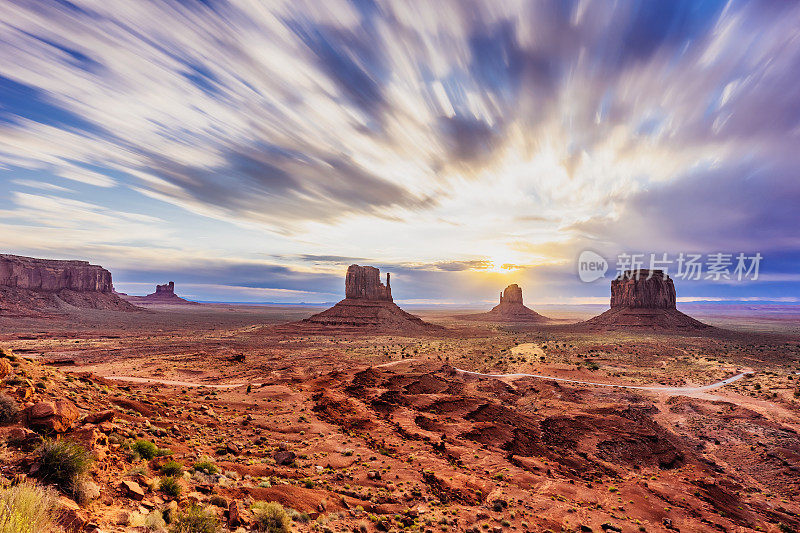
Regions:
[[1, 1, 799, 303]]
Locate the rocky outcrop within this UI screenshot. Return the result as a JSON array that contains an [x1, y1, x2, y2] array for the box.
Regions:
[[122, 281, 197, 305], [27, 400, 80, 433], [460, 284, 549, 323], [155, 281, 175, 296], [0, 254, 137, 316], [302, 265, 440, 331], [582, 270, 708, 330], [345, 265, 392, 301], [611, 270, 676, 309]]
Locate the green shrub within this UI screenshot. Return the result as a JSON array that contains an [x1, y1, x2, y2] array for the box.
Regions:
[[0, 481, 63, 533], [133, 439, 159, 460], [170, 505, 220, 533], [159, 476, 182, 498], [161, 460, 184, 476], [193, 459, 219, 475], [35, 439, 92, 491], [252, 501, 290, 533], [0, 393, 19, 424]]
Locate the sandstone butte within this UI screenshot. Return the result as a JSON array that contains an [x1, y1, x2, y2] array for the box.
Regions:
[[302, 265, 441, 330], [121, 281, 197, 305], [0, 254, 137, 316], [582, 269, 709, 330], [460, 283, 550, 322]]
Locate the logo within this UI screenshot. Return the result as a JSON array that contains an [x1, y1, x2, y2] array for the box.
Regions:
[[578, 250, 608, 282]]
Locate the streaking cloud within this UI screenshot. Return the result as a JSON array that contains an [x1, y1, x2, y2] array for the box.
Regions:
[[0, 0, 799, 302]]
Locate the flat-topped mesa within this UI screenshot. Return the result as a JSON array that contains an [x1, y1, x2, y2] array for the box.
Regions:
[[345, 265, 392, 301], [155, 281, 175, 295], [0, 254, 137, 315], [0, 254, 113, 293], [499, 284, 523, 304], [611, 270, 676, 309]]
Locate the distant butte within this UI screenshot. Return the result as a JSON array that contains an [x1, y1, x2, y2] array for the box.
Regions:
[[460, 284, 550, 322], [0, 253, 137, 316], [122, 281, 197, 305], [302, 265, 441, 330], [581, 269, 709, 330]]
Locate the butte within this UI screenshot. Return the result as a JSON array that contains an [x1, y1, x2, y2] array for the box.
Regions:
[[460, 284, 550, 322], [122, 281, 197, 305], [580, 269, 709, 330], [301, 265, 441, 331]]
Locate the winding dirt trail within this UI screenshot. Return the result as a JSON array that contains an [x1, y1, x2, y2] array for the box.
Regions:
[[102, 356, 752, 396]]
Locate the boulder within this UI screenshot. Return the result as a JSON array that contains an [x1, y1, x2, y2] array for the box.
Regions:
[[228, 500, 243, 528], [27, 400, 80, 433], [274, 450, 296, 466], [121, 480, 146, 501]]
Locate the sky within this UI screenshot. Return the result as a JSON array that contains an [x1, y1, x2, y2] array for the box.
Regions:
[[1, 0, 799, 305]]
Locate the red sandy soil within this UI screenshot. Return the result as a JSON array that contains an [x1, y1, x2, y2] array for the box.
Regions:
[[1, 305, 799, 532]]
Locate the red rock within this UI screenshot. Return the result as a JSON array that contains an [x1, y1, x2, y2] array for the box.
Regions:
[[611, 269, 675, 308], [122, 281, 197, 305], [302, 265, 440, 330], [0, 358, 12, 378], [582, 270, 708, 330], [345, 265, 392, 301], [84, 410, 115, 424], [57, 496, 88, 531], [228, 500, 242, 528], [28, 400, 80, 433], [0, 254, 137, 315], [121, 480, 145, 500], [274, 450, 296, 465], [460, 284, 549, 323]]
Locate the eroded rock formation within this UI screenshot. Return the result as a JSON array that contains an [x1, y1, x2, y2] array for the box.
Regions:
[[0, 254, 113, 292], [611, 270, 676, 309], [302, 265, 440, 330], [460, 284, 549, 323], [582, 270, 708, 330], [0, 254, 137, 316], [346, 266, 392, 301], [122, 281, 196, 305]]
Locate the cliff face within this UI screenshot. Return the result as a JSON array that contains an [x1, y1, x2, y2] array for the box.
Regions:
[[345, 265, 392, 301], [499, 284, 523, 304], [610, 270, 676, 309], [0, 254, 136, 316], [0, 254, 113, 292]]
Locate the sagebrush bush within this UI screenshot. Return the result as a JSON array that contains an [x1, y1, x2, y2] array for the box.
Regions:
[[35, 439, 92, 491], [132, 439, 159, 460], [161, 459, 184, 476], [169, 505, 220, 533], [0, 393, 19, 424], [252, 501, 290, 533], [193, 459, 219, 474], [0, 481, 64, 533], [159, 476, 182, 497]]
